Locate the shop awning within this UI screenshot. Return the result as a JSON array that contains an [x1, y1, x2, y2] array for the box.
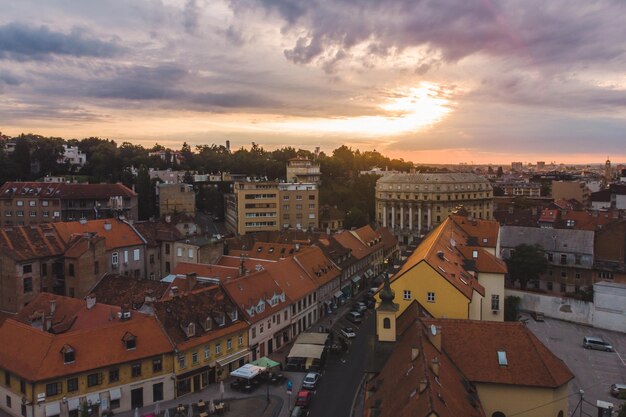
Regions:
[[287, 344, 325, 360], [351, 276, 361, 284], [333, 290, 344, 298], [45, 403, 60, 417], [86, 393, 100, 405], [67, 398, 80, 412], [229, 363, 265, 380], [216, 349, 249, 367], [250, 356, 280, 369], [295, 332, 328, 345], [109, 388, 121, 401], [365, 269, 374, 278], [341, 286, 351, 296]]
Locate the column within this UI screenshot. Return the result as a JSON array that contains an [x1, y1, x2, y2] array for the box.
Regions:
[[391, 205, 395, 228], [383, 205, 387, 227], [427, 205, 432, 229], [409, 206, 413, 230], [400, 206, 404, 229], [418, 205, 422, 233]]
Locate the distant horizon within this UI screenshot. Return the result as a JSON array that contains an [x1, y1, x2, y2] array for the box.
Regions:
[[1, 1, 625, 167]]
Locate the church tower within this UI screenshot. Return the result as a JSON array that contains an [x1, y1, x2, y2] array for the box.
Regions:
[[376, 265, 399, 342]]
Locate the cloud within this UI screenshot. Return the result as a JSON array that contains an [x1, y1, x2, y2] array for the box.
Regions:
[[183, 0, 201, 34], [0, 22, 123, 60]]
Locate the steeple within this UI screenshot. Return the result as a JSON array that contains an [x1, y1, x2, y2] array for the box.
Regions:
[[376, 259, 398, 342]]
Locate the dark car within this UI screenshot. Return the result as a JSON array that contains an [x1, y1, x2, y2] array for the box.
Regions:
[[290, 406, 308, 417]]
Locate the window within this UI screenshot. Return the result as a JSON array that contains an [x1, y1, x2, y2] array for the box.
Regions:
[[283, 195, 290, 200], [43, 211, 49, 217], [178, 354, 186, 369], [491, 295, 500, 311], [427, 292, 435, 303], [560, 283, 566, 293], [560, 254, 567, 265], [67, 378, 78, 393], [94, 261, 99, 274], [403, 290, 411, 300], [131, 363, 142, 377], [383, 317, 391, 329], [309, 195, 315, 200], [260, 323, 264, 334], [547, 253, 553, 262], [68, 263, 75, 276], [296, 204, 302, 209], [6, 395, 11, 408], [109, 368, 119, 383], [124, 334, 137, 350], [188, 249, 194, 258], [42, 200, 49, 207], [29, 211, 36, 217], [112, 252, 119, 266], [165, 243, 170, 254], [4, 371, 10, 386], [149, 254, 155, 264], [238, 335, 243, 346], [192, 352, 198, 365], [46, 382, 62, 396], [308, 203, 315, 209], [296, 195, 302, 200], [133, 249, 140, 261], [204, 346, 210, 360], [22, 264, 32, 274], [152, 358, 163, 372], [16, 200, 23, 207], [23, 277, 33, 293], [153, 382, 164, 402], [227, 339, 232, 350], [177, 247, 183, 257], [87, 373, 101, 387], [124, 251, 128, 263], [574, 254, 581, 265], [16, 210, 23, 217], [20, 380, 25, 394], [62, 346, 75, 363], [251, 326, 256, 338], [547, 281, 553, 291], [215, 344, 221, 355]]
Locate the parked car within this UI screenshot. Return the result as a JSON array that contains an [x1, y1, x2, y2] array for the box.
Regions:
[[583, 336, 614, 352], [290, 406, 308, 417], [295, 390, 312, 407], [353, 302, 367, 313], [340, 327, 356, 339], [532, 312, 545, 322], [611, 383, 626, 397], [302, 372, 320, 390], [346, 311, 363, 324]]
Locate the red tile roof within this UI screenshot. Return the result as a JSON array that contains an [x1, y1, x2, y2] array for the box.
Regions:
[[0, 223, 65, 261], [449, 214, 500, 249], [333, 230, 373, 260], [423, 318, 574, 388], [53, 219, 144, 250]]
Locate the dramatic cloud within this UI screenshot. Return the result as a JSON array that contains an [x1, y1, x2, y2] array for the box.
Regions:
[[1, 0, 626, 163], [0, 22, 123, 60]]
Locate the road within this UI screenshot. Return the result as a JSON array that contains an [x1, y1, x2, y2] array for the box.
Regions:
[[525, 316, 626, 413], [307, 309, 374, 417]]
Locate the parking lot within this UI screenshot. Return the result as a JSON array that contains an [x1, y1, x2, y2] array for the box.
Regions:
[[525, 316, 626, 412]]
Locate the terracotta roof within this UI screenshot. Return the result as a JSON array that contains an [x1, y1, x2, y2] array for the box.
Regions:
[[394, 218, 485, 300], [0, 295, 171, 381], [333, 230, 373, 260], [229, 242, 297, 261], [91, 274, 170, 309], [557, 210, 617, 231], [153, 286, 247, 350], [134, 220, 184, 246], [292, 246, 340, 288], [366, 302, 485, 417], [449, 214, 499, 249], [216, 255, 276, 270], [0, 223, 65, 261], [423, 318, 574, 388], [172, 262, 240, 282], [53, 219, 145, 251], [377, 226, 398, 252], [538, 209, 559, 223], [0, 182, 136, 199], [456, 246, 508, 274]]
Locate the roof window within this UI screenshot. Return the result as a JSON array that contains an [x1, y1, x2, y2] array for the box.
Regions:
[[497, 350, 507, 366]]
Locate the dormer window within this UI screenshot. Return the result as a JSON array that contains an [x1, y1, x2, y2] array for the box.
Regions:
[[214, 311, 226, 326], [122, 332, 137, 350], [187, 322, 196, 337], [227, 309, 238, 322], [202, 317, 213, 332], [61, 345, 75, 364]]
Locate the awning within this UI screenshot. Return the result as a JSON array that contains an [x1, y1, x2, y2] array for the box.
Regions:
[[109, 388, 121, 401], [365, 269, 374, 278], [229, 363, 265, 380], [86, 393, 100, 405], [216, 349, 249, 367], [333, 290, 344, 298], [67, 398, 80, 412], [351, 276, 361, 284], [287, 344, 325, 359], [341, 286, 351, 296], [250, 356, 281, 369], [295, 332, 328, 345], [45, 403, 61, 417]]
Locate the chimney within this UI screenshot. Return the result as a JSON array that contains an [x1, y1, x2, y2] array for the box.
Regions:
[[49, 299, 57, 314], [170, 286, 179, 298], [85, 294, 96, 309], [431, 358, 440, 376], [44, 314, 53, 332], [79, 218, 87, 225], [186, 273, 197, 289]]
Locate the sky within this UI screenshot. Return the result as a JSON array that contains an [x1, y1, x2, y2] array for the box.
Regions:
[[1, 0, 625, 164]]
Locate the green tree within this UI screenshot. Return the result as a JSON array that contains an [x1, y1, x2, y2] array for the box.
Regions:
[[496, 166, 504, 177], [506, 244, 549, 290], [345, 207, 368, 229], [504, 296, 521, 321], [135, 165, 155, 220]]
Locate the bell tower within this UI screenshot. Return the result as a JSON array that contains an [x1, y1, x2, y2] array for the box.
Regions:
[[376, 261, 399, 342]]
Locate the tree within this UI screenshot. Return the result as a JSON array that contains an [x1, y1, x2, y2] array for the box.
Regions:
[[505, 244, 548, 290], [344, 207, 368, 229], [496, 166, 504, 177], [504, 296, 521, 321], [136, 165, 155, 220]]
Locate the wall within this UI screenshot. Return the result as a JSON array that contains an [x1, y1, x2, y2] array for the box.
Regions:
[[477, 271, 505, 322], [476, 382, 569, 417], [593, 281, 626, 333]]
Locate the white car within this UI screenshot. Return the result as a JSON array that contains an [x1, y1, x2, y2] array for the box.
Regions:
[[302, 372, 320, 390], [340, 327, 356, 339]]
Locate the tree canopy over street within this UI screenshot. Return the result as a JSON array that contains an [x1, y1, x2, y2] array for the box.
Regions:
[[506, 244, 549, 290]]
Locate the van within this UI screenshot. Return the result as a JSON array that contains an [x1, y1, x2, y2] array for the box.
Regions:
[[346, 311, 362, 324], [611, 383, 626, 397], [583, 336, 613, 352]]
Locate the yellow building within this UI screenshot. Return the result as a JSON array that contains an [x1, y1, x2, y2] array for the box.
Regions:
[[377, 215, 506, 321], [154, 286, 249, 396], [375, 172, 493, 244], [0, 294, 175, 417]]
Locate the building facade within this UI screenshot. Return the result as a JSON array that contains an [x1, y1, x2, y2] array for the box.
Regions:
[[157, 183, 195, 216], [375, 173, 493, 244], [285, 158, 321, 184]]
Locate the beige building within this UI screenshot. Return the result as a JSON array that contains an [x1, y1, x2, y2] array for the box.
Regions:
[[375, 173, 493, 244], [225, 182, 318, 235], [286, 158, 321, 184], [157, 183, 195, 216], [551, 180, 590, 204]]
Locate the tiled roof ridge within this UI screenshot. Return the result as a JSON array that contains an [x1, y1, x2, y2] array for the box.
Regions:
[[2, 318, 54, 374]]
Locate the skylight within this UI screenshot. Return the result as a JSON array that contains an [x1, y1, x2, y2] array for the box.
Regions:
[[497, 350, 507, 366]]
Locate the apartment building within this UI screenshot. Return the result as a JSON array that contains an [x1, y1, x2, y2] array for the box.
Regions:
[[375, 173, 493, 244], [285, 158, 321, 184], [157, 183, 195, 216], [0, 182, 137, 226], [224, 181, 318, 235], [551, 180, 590, 205], [0, 294, 174, 417]]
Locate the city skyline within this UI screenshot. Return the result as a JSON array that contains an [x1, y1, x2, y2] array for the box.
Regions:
[[1, 0, 625, 164]]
